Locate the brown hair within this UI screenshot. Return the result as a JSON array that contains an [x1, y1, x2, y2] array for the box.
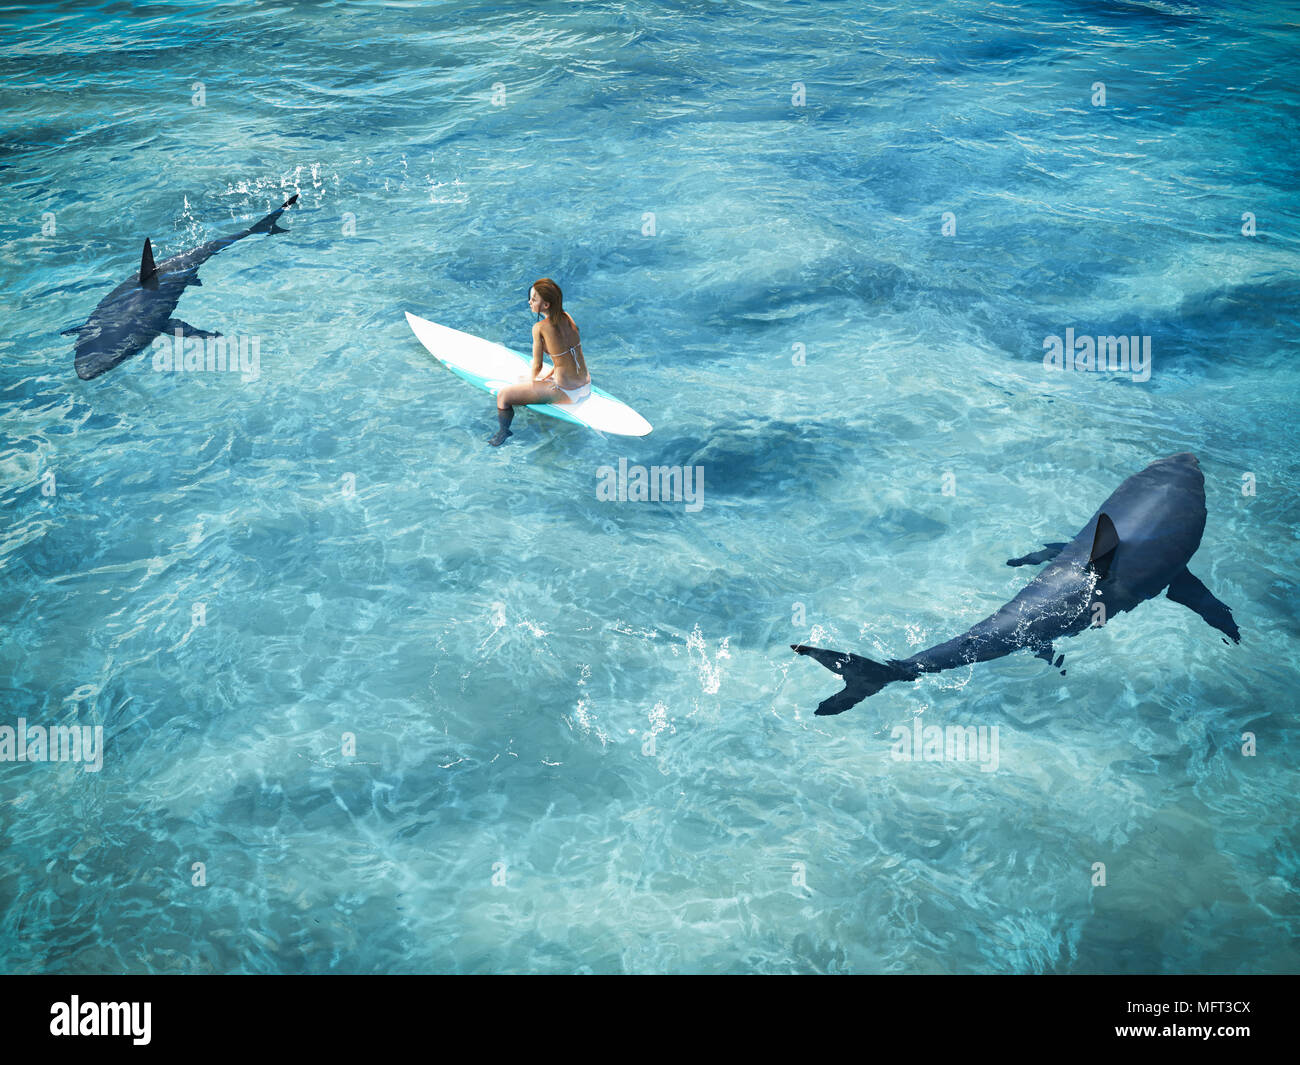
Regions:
[[531, 277, 567, 323]]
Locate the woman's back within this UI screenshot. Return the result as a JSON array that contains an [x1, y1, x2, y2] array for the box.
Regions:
[[541, 311, 588, 387]]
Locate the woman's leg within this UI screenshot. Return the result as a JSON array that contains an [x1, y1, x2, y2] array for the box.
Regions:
[[489, 381, 559, 445], [497, 380, 560, 408]]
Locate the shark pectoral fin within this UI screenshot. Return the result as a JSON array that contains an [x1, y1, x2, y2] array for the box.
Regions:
[[139, 238, 159, 288], [165, 319, 222, 339], [1088, 513, 1119, 579], [1032, 644, 1066, 674], [791, 644, 915, 715], [1166, 569, 1241, 644], [1008, 542, 1067, 567]]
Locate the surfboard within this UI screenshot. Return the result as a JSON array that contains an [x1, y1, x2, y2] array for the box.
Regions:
[[405, 311, 652, 437]]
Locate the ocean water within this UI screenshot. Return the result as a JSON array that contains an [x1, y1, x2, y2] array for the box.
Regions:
[[1, 0, 1297, 974]]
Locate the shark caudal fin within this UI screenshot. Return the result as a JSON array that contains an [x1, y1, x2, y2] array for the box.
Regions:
[[249, 193, 299, 235], [791, 644, 917, 715], [139, 238, 158, 288]]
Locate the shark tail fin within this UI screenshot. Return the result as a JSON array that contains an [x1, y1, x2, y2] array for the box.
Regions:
[[249, 193, 299, 235], [791, 644, 917, 716], [139, 238, 158, 287]]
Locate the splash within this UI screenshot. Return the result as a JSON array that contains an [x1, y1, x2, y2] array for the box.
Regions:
[[686, 624, 730, 695], [568, 663, 607, 747]]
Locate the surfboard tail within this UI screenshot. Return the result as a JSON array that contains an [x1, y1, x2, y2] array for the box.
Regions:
[[791, 644, 917, 715]]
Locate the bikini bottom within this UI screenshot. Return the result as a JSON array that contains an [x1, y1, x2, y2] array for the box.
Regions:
[[556, 380, 591, 404]]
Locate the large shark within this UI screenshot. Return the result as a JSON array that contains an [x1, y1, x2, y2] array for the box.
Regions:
[[793, 453, 1240, 715], [63, 193, 299, 380]]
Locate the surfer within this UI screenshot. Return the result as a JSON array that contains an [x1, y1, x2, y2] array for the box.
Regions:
[[489, 278, 592, 446]]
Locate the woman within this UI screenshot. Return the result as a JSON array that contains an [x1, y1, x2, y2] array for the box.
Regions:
[[489, 277, 592, 446]]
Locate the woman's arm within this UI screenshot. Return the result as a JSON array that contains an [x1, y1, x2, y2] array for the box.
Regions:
[[530, 323, 548, 380]]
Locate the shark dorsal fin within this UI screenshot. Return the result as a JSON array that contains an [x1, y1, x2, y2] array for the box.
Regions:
[[1088, 512, 1119, 580], [139, 239, 158, 288]]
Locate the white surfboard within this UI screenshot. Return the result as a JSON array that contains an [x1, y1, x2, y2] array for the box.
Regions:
[[405, 311, 652, 437]]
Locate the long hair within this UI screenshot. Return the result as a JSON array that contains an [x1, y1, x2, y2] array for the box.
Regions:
[[532, 277, 568, 324]]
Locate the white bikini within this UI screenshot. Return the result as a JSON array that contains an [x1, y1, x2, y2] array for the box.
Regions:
[[547, 342, 591, 403]]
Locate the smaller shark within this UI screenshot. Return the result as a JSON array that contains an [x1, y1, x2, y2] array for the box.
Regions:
[[63, 193, 299, 380], [793, 453, 1240, 715]]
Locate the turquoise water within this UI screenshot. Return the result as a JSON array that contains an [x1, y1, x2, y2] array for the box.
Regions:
[[1, 0, 1298, 974]]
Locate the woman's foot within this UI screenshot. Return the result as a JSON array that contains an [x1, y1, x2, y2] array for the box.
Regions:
[[488, 404, 514, 446]]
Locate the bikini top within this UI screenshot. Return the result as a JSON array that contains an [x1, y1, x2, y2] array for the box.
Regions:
[[547, 343, 583, 368]]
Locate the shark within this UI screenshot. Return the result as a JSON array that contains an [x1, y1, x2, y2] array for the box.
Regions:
[[63, 193, 298, 380], [793, 453, 1240, 715]]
